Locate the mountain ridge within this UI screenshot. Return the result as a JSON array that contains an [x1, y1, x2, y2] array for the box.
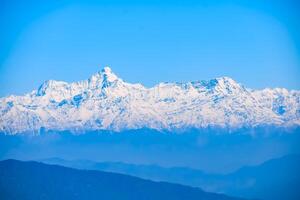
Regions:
[[1, 67, 299, 134], [0, 159, 245, 200], [39, 154, 300, 200]]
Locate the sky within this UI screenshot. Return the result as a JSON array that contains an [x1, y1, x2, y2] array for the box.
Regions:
[[0, 0, 300, 97]]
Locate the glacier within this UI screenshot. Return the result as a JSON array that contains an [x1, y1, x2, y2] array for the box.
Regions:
[[0, 67, 299, 134]]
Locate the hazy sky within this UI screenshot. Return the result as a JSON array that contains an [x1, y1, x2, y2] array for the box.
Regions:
[[1, 0, 299, 96]]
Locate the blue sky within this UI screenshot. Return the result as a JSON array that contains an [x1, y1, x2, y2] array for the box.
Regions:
[[0, 0, 299, 96]]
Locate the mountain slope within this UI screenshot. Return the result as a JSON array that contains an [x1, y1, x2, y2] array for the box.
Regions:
[[0, 67, 299, 134], [41, 154, 300, 200], [0, 159, 244, 200], [223, 154, 300, 200]]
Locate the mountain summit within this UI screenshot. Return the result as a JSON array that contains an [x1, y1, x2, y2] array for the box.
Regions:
[[0, 67, 299, 134]]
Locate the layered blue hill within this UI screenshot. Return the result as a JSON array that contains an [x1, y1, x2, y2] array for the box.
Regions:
[[41, 154, 300, 200], [0, 159, 244, 200]]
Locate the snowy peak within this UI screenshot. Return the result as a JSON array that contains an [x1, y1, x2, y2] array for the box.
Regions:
[[88, 66, 120, 89], [0, 67, 299, 134], [101, 66, 119, 82], [37, 80, 68, 96], [200, 77, 243, 92]]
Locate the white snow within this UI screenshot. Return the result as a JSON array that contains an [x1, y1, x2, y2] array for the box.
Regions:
[[0, 67, 299, 134]]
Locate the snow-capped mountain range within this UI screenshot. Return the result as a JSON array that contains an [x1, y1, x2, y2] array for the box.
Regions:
[[1, 67, 299, 134]]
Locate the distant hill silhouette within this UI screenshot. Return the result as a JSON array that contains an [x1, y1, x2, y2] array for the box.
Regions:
[[223, 154, 300, 200], [0, 159, 243, 200], [41, 154, 300, 200]]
